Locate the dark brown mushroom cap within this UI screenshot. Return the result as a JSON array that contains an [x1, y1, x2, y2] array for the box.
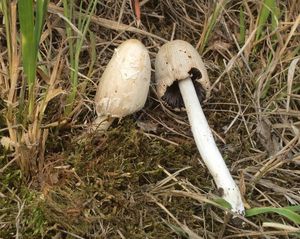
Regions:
[[155, 40, 211, 110]]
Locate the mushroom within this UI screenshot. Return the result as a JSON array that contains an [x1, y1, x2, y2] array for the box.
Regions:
[[93, 39, 151, 131], [155, 40, 245, 214]]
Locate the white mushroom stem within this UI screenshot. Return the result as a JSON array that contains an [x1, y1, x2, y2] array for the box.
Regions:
[[178, 77, 245, 214], [91, 116, 115, 133], [76, 117, 114, 142]]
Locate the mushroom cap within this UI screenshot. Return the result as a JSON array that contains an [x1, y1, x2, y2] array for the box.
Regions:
[[95, 39, 151, 118], [155, 40, 211, 109]]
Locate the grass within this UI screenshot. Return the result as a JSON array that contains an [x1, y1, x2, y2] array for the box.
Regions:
[[0, 0, 52, 176], [0, 0, 300, 238], [255, 0, 279, 42], [63, 0, 98, 117], [18, 0, 49, 118], [245, 206, 300, 224], [197, 0, 229, 53]]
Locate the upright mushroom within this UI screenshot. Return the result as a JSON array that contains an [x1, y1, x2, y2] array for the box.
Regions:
[[94, 39, 151, 131], [155, 40, 244, 214]]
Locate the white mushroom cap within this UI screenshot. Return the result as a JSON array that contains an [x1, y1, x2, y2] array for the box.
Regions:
[[155, 40, 211, 101], [95, 39, 151, 119]]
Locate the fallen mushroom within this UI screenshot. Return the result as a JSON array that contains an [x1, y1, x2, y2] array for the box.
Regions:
[[93, 39, 151, 131], [155, 40, 245, 214]]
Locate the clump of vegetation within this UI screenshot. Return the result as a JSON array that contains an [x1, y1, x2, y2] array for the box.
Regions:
[[0, 0, 300, 238]]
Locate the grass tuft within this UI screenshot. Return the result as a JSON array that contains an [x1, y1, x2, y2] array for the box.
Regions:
[[63, 0, 98, 117]]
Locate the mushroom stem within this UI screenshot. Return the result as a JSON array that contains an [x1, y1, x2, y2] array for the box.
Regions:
[[178, 77, 244, 214], [76, 117, 114, 143], [91, 116, 115, 133]]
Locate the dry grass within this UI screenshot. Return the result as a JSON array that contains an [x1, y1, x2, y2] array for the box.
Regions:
[[0, 0, 300, 238]]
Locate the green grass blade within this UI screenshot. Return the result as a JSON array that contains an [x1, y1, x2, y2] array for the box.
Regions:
[[18, 0, 36, 116], [198, 0, 228, 53], [78, 0, 85, 30], [63, 0, 75, 114], [64, 0, 98, 117], [18, 0, 48, 117], [256, 0, 277, 41], [213, 197, 232, 210], [246, 206, 300, 224], [18, 0, 35, 84], [271, 5, 280, 32], [35, 0, 49, 45], [0, 0, 12, 66]]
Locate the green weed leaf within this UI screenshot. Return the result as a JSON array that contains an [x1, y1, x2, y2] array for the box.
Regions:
[[246, 206, 300, 224]]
